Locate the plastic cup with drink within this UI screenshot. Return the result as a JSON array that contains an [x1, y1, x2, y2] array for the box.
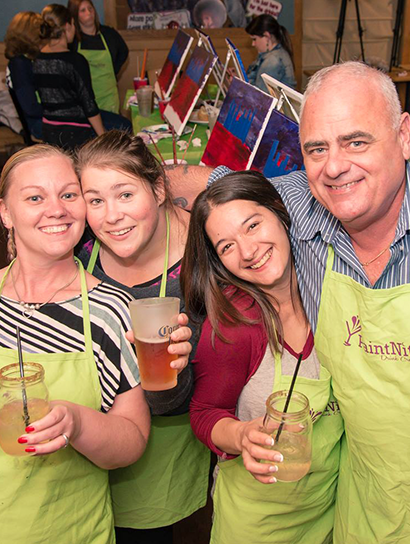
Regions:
[[133, 77, 148, 91], [129, 297, 180, 391], [137, 85, 154, 117]]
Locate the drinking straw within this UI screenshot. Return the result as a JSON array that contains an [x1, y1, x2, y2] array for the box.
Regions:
[[275, 353, 303, 442], [137, 55, 140, 81], [181, 124, 197, 163], [140, 48, 148, 80], [148, 134, 166, 165], [16, 327, 30, 427], [171, 126, 177, 164]]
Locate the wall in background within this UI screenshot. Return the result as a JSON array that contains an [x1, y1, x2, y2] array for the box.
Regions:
[[0, 0, 105, 40]]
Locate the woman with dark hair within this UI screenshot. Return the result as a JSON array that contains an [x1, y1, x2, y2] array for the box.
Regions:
[[67, 0, 131, 128], [75, 130, 210, 544], [33, 3, 106, 150], [181, 171, 343, 543], [245, 14, 296, 91], [4, 11, 43, 140]]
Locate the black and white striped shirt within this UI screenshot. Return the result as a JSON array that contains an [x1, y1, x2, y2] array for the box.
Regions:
[[210, 165, 410, 333], [0, 282, 140, 412]]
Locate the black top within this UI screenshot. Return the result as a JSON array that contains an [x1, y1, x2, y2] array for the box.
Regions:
[[33, 51, 99, 124], [71, 25, 129, 76]]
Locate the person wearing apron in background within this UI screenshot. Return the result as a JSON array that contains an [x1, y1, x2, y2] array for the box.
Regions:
[[75, 131, 210, 544], [0, 144, 150, 543], [181, 172, 343, 544], [68, 0, 132, 132]]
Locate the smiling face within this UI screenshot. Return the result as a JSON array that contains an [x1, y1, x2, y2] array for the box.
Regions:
[[81, 167, 164, 261], [300, 75, 410, 233], [78, 0, 95, 32], [205, 199, 292, 295], [0, 156, 86, 264]]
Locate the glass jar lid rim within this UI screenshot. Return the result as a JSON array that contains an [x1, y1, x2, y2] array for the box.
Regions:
[[0, 362, 45, 384]]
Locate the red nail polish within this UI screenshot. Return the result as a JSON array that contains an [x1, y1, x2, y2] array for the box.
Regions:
[[25, 426, 35, 433], [18, 437, 28, 444], [25, 447, 36, 453]]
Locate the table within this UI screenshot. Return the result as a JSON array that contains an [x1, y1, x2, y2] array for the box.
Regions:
[[125, 91, 209, 164]]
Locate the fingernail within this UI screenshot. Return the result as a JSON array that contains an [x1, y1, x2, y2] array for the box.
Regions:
[[273, 453, 284, 463], [25, 426, 35, 433], [269, 465, 278, 473], [265, 436, 274, 446], [25, 447, 36, 453], [17, 437, 28, 444], [269, 477, 277, 483]]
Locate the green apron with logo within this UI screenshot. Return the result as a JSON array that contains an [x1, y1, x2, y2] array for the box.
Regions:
[[211, 345, 344, 544], [87, 214, 210, 528], [0, 259, 114, 544], [78, 32, 120, 114], [314, 246, 410, 543]]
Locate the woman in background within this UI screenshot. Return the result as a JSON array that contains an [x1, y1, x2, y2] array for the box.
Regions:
[[33, 3, 106, 150], [181, 172, 343, 544], [75, 130, 210, 544], [4, 11, 43, 140], [245, 14, 296, 91], [68, 0, 131, 130]]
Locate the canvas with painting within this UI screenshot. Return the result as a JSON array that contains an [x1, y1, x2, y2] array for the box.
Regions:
[[164, 45, 217, 136], [155, 30, 193, 99]]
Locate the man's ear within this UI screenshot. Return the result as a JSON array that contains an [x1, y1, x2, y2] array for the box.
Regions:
[[398, 112, 410, 161]]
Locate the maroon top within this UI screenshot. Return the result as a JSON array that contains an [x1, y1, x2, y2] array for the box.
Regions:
[[190, 291, 314, 457]]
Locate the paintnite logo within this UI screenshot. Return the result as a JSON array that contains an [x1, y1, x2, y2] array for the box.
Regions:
[[343, 315, 410, 361]]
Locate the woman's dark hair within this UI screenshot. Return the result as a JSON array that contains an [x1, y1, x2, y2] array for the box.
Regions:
[[40, 4, 72, 41], [67, 0, 100, 41], [5, 12, 43, 60], [246, 14, 294, 65], [75, 130, 174, 209], [181, 170, 295, 354]]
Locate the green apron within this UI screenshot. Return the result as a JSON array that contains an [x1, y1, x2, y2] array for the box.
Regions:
[[78, 32, 120, 114], [211, 346, 344, 544], [315, 246, 410, 543], [87, 216, 210, 528], [0, 259, 114, 544]]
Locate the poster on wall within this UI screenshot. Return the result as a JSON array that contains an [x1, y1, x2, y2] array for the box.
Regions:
[[155, 30, 193, 99], [164, 45, 217, 135], [247, 0, 282, 19]]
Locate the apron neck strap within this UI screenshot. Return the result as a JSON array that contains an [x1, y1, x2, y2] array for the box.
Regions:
[[75, 257, 93, 355]]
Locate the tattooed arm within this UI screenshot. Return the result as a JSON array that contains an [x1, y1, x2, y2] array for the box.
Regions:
[[165, 164, 213, 211]]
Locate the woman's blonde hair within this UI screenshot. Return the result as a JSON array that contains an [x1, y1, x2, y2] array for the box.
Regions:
[[5, 11, 43, 60], [0, 144, 73, 261]]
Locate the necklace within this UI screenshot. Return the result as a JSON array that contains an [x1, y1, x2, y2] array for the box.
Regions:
[[10, 262, 79, 318], [359, 245, 390, 267]]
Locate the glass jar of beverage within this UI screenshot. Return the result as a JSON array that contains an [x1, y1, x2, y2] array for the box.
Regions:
[[0, 363, 49, 456], [262, 390, 312, 482]]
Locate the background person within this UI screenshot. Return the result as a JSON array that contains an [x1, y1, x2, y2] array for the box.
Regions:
[[0, 144, 150, 544], [181, 171, 343, 543], [75, 130, 211, 544], [245, 14, 296, 91], [67, 0, 132, 131], [4, 11, 43, 140], [33, 3, 105, 150]]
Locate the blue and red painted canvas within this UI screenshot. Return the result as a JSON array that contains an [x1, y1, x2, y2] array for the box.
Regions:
[[155, 30, 193, 99], [201, 78, 274, 170], [249, 109, 304, 177], [164, 45, 217, 136]]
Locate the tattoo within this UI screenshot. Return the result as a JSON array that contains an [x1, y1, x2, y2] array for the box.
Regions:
[[173, 196, 188, 209], [183, 163, 189, 175], [164, 164, 178, 171]]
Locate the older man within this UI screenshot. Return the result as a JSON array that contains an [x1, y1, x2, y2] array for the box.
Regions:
[[169, 61, 410, 543]]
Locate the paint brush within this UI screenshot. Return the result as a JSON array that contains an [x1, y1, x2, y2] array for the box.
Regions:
[[181, 124, 197, 163], [141, 48, 148, 80], [148, 134, 166, 165], [171, 126, 177, 164]]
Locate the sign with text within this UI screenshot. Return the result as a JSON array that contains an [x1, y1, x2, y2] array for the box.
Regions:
[[247, 0, 282, 18]]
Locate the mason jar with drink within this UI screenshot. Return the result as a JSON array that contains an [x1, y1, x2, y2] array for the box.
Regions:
[[262, 390, 312, 482], [0, 362, 49, 456], [129, 297, 180, 391]]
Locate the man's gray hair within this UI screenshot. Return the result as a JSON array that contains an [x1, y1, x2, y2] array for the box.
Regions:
[[300, 61, 402, 131]]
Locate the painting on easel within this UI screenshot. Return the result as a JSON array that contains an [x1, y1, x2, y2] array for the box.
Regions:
[[164, 46, 217, 136], [201, 78, 274, 170], [155, 30, 193, 99], [248, 109, 304, 177]]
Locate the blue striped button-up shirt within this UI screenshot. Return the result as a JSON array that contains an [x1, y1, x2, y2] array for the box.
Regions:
[[209, 165, 410, 333]]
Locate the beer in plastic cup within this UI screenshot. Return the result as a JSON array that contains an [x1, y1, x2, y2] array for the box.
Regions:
[[129, 297, 180, 391], [136, 85, 154, 117]]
